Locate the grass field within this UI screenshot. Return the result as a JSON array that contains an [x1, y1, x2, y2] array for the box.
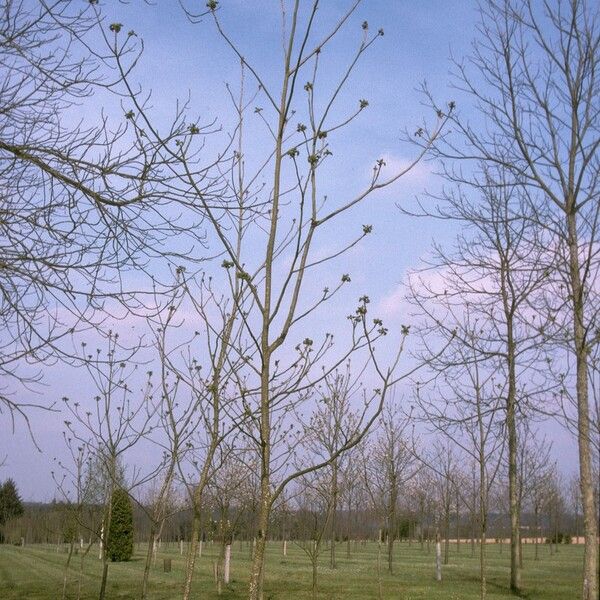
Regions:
[[0, 540, 582, 599]]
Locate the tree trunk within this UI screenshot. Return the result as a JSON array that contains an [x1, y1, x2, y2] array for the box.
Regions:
[[444, 494, 450, 565], [534, 506, 539, 561], [248, 487, 270, 600], [346, 496, 352, 559], [76, 541, 92, 600], [387, 508, 396, 573], [140, 526, 157, 600], [376, 533, 383, 600], [330, 459, 338, 569], [61, 540, 75, 600], [420, 500, 425, 552], [182, 511, 203, 600], [224, 544, 231, 584], [567, 212, 598, 600], [311, 553, 318, 600], [247, 26, 291, 597], [455, 487, 460, 553], [506, 316, 521, 593], [98, 499, 113, 600], [567, 211, 598, 600], [479, 434, 488, 600], [435, 531, 442, 582], [480, 527, 487, 600], [99, 563, 109, 600], [519, 530, 523, 568]]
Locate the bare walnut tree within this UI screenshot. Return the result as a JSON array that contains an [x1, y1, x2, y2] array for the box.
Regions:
[[0, 1, 216, 427], [412, 1, 599, 596], [364, 403, 420, 575], [61, 334, 156, 600], [413, 313, 505, 600], [405, 168, 551, 594], [302, 364, 359, 571], [112, 2, 448, 597]]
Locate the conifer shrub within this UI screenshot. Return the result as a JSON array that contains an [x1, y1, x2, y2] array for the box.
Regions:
[[106, 488, 133, 561]]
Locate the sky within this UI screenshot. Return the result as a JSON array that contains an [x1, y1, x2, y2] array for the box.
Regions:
[[0, 1, 582, 501]]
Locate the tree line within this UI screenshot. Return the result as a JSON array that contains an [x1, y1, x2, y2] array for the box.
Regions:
[[0, 434, 583, 596]]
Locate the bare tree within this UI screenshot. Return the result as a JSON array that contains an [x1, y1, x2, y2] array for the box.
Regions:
[[302, 363, 358, 570], [291, 468, 335, 600], [568, 474, 582, 542], [62, 333, 156, 600], [413, 320, 505, 599], [132, 3, 449, 598], [405, 164, 551, 593], [207, 444, 251, 594], [160, 273, 247, 600], [0, 1, 220, 433], [518, 429, 554, 561], [134, 285, 220, 600], [338, 443, 364, 560], [363, 403, 420, 574], [544, 466, 567, 555], [416, 2, 599, 595], [432, 442, 457, 567], [411, 469, 437, 555], [52, 439, 98, 600]]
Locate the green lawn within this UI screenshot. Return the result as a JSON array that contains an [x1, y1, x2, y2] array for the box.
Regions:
[[0, 540, 582, 599]]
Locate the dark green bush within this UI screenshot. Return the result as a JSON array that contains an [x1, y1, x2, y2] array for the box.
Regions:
[[106, 488, 133, 562]]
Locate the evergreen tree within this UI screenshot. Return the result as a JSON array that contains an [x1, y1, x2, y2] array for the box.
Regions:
[[106, 488, 133, 561], [0, 479, 24, 525], [0, 479, 24, 543]]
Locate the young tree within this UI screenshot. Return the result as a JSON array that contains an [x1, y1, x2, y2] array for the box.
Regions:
[[162, 273, 249, 600], [568, 474, 582, 543], [302, 363, 359, 570], [544, 466, 567, 554], [365, 403, 420, 574], [516, 424, 554, 567], [405, 167, 549, 593], [292, 468, 335, 600], [338, 444, 366, 559], [417, 2, 600, 595], [62, 333, 155, 600], [432, 443, 457, 567], [413, 320, 505, 600], [131, 277, 243, 600], [118, 3, 448, 597], [411, 469, 437, 554], [52, 437, 101, 600], [0, 478, 24, 541], [207, 443, 253, 592], [520, 434, 555, 561]]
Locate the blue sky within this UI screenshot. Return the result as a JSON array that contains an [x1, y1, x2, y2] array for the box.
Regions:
[[0, 1, 580, 500]]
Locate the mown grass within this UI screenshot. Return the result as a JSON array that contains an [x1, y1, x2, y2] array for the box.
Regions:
[[0, 540, 582, 599]]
